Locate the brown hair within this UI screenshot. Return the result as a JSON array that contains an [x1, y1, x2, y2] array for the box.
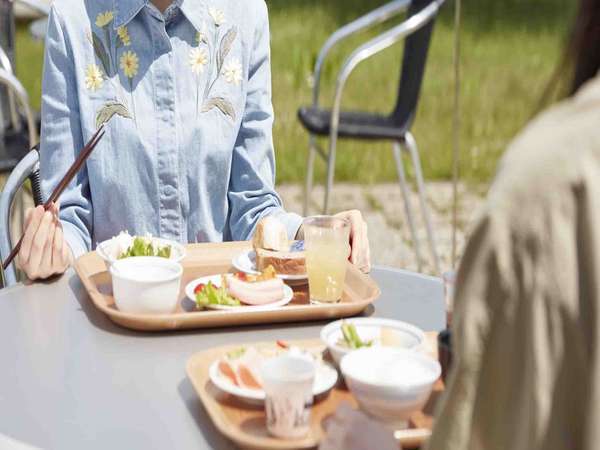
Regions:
[[538, 0, 600, 107], [568, 0, 600, 94]]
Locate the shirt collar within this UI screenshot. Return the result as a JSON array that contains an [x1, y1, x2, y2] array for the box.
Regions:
[[113, 0, 204, 31]]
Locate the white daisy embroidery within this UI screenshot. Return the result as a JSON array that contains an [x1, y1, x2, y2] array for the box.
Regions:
[[222, 59, 242, 86], [208, 7, 225, 27], [189, 47, 209, 75], [85, 64, 104, 91]]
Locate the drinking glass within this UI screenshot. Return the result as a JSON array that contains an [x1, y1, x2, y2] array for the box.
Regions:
[[303, 216, 350, 305], [261, 355, 316, 440]]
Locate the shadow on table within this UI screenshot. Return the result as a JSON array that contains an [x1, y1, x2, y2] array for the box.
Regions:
[[68, 273, 143, 337], [177, 378, 238, 450]]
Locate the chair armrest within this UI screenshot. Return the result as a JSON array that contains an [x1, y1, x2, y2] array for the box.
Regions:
[[0, 149, 40, 287], [328, 0, 444, 138], [0, 46, 22, 132], [15, 0, 51, 16], [0, 47, 12, 74], [312, 0, 411, 106], [0, 68, 38, 146]]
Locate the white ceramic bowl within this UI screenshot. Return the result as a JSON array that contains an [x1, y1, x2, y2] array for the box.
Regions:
[[110, 257, 183, 315], [97, 236, 186, 270], [320, 318, 426, 366], [341, 347, 441, 426]]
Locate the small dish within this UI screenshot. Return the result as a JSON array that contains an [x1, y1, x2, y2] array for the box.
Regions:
[[97, 235, 186, 270], [110, 257, 183, 314], [341, 347, 441, 428], [208, 358, 338, 405], [232, 250, 307, 282], [320, 318, 426, 366], [185, 275, 294, 311]]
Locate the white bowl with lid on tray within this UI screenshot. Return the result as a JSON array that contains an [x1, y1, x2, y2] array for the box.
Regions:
[[110, 256, 183, 315], [340, 347, 441, 429], [320, 318, 427, 366]]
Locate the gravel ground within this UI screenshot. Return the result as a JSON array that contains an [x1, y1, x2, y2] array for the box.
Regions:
[[277, 182, 485, 276]]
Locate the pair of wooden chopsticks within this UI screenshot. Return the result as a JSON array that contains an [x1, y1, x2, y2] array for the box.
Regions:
[[2, 125, 106, 271]]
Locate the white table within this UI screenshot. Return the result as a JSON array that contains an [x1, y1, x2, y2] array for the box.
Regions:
[[0, 266, 444, 449]]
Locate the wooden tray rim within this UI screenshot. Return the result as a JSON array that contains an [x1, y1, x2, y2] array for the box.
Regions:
[[74, 242, 381, 328]]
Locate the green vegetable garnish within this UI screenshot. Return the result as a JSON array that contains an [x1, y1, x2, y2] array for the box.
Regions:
[[118, 236, 172, 259], [195, 281, 241, 308], [226, 347, 247, 359], [340, 322, 373, 349]]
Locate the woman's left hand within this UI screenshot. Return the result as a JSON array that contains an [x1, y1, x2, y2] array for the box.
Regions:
[[335, 210, 371, 273], [319, 403, 397, 450]]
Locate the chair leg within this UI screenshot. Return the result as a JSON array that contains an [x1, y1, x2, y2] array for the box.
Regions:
[[393, 141, 423, 272], [403, 132, 441, 275], [323, 133, 338, 214], [304, 135, 317, 216]]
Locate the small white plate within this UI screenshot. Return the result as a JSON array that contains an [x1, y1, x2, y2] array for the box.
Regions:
[[208, 358, 338, 404], [185, 275, 294, 311], [232, 250, 307, 282]]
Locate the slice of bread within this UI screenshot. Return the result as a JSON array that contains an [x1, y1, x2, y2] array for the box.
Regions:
[[252, 216, 288, 252], [255, 245, 306, 276]]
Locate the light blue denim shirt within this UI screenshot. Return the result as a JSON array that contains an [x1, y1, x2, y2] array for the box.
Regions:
[[40, 0, 302, 258]]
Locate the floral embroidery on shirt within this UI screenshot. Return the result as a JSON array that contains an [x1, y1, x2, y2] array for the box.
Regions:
[[85, 64, 104, 91], [208, 7, 226, 27], [117, 26, 131, 47], [86, 11, 135, 129], [189, 48, 209, 75], [222, 59, 242, 86], [95, 11, 114, 28], [191, 6, 239, 122]]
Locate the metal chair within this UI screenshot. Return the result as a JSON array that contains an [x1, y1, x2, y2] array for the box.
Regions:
[[0, 68, 42, 287], [298, 0, 444, 274]]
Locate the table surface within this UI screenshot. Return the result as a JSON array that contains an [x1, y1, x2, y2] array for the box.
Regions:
[[0, 266, 444, 450]]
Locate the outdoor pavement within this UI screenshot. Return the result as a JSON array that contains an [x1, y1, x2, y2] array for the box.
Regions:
[[277, 182, 484, 276]]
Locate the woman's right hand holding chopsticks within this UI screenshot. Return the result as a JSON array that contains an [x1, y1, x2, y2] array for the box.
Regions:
[[17, 203, 73, 280]]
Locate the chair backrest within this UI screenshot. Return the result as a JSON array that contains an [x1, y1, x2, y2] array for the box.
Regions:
[[391, 0, 440, 131], [0, 0, 16, 146]]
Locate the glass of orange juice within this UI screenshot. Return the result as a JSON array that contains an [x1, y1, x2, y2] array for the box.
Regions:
[[303, 216, 350, 304]]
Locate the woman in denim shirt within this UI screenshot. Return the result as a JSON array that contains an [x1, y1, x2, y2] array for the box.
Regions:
[[18, 0, 370, 279]]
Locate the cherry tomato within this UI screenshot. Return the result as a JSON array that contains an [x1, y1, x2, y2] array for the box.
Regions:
[[194, 283, 205, 294], [235, 272, 248, 281]]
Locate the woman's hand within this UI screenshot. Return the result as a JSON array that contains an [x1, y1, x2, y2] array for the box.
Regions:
[[319, 403, 398, 450], [335, 210, 371, 273], [17, 203, 73, 280]]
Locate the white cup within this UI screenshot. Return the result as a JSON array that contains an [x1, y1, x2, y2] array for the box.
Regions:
[[260, 355, 316, 439]]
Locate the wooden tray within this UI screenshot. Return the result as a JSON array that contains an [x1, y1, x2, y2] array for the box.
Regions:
[[186, 336, 443, 450], [74, 242, 380, 331]]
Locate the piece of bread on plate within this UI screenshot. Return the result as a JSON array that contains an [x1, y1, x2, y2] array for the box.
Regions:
[[253, 216, 306, 277], [252, 216, 288, 251], [255, 245, 306, 276]]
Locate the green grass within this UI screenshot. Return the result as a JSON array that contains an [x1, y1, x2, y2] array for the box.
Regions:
[[14, 0, 574, 185]]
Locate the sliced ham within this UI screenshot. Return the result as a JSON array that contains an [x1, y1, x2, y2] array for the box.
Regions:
[[224, 274, 284, 305], [219, 347, 265, 390]]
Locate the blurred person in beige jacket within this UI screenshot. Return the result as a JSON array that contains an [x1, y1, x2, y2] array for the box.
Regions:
[[320, 0, 600, 449]]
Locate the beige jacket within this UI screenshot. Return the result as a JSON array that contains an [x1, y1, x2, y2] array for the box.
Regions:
[[428, 75, 600, 450]]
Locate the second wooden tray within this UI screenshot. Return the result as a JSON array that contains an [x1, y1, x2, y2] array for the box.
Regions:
[[74, 242, 381, 331], [186, 336, 443, 450]]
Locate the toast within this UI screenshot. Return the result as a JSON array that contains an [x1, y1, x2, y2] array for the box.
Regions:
[[255, 245, 306, 276]]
